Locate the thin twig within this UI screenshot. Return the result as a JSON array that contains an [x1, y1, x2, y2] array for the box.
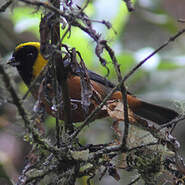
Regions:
[[18, 0, 100, 41], [123, 0, 135, 12], [159, 115, 185, 130], [18, 165, 57, 185], [7, 1, 185, 184], [0, 64, 31, 128], [121, 28, 185, 83], [60, 25, 71, 43], [104, 42, 129, 152], [53, 55, 61, 146], [18, 0, 185, 80], [72, 27, 185, 139], [0, 64, 62, 156], [0, 0, 12, 12], [128, 142, 158, 152], [79, 0, 90, 13], [49, 0, 62, 147], [127, 176, 140, 185], [71, 85, 119, 139]]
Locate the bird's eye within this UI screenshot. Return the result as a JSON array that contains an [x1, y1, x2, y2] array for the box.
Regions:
[[27, 52, 33, 57]]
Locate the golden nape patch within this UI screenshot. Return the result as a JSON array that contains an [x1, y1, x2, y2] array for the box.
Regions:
[[32, 52, 48, 77]]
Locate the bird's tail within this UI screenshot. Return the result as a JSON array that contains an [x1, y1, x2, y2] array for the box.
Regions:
[[127, 95, 178, 125]]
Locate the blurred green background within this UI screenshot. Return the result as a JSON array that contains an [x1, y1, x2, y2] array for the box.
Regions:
[[0, 0, 185, 184]]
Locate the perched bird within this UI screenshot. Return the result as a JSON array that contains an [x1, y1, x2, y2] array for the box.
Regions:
[[8, 42, 178, 124]]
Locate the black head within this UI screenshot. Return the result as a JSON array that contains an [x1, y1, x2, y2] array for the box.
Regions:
[[9, 44, 39, 85]]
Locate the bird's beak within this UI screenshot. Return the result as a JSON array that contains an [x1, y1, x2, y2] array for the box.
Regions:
[[7, 57, 20, 67]]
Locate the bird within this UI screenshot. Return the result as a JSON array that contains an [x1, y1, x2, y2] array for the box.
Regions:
[[8, 42, 178, 124]]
